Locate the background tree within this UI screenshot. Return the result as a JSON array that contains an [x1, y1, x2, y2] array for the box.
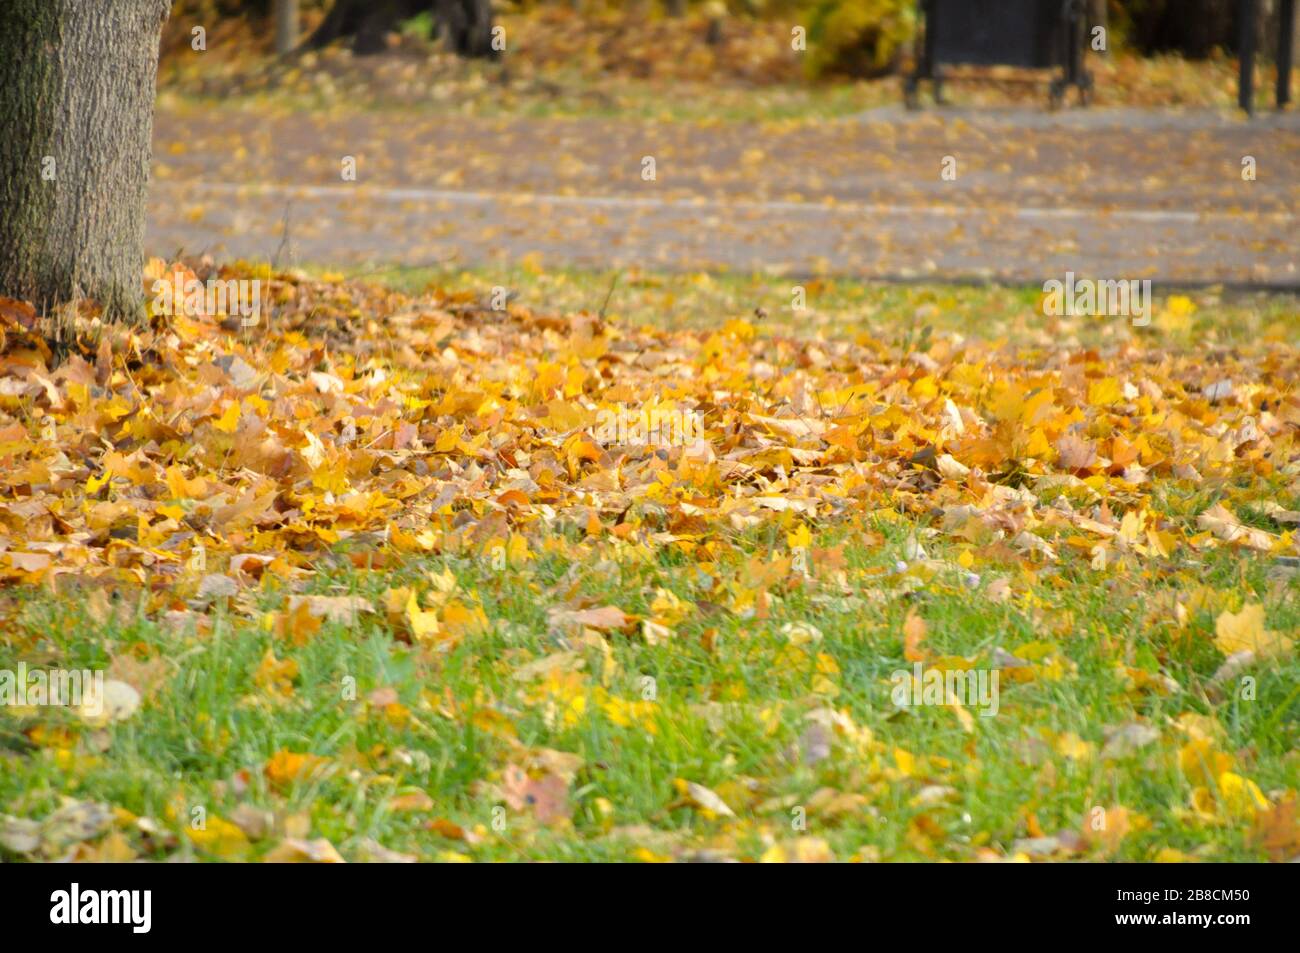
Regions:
[[306, 0, 497, 56], [0, 0, 173, 319]]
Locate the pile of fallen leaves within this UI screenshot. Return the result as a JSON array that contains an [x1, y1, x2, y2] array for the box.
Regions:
[[1, 263, 1299, 863], [0, 262, 1296, 603]]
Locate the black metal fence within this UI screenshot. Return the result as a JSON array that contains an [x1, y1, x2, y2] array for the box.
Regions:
[[1238, 0, 1295, 114], [905, 0, 1091, 108], [906, 0, 1295, 115]]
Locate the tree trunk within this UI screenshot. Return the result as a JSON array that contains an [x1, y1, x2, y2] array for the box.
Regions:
[[1126, 0, 1236, 58], [436, 0, 497, 57], [1087, 0, 1106, 33], [306, 0, 424, 55], [0, 0, 171, 321], [307, 0, 497, 58]]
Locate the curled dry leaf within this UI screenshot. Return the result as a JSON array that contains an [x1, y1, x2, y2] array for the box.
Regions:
[[79, 679, 141, 725], [1101, 723, 1160, 760], [502, 764, 570, 826], [263, 837, 346, 863], [547, 604, 636, 634], [355, 838, 418, 863], [1197, 503, 1275, 553], [287, 594, 375, 624], [674, 779, 736, 819]]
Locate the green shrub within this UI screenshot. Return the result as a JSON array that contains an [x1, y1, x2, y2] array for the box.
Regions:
[[799, 0, 916, 79]]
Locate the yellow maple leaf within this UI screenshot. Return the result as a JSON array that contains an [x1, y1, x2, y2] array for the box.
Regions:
[[406, 592, 441, 642], [186, 814, 251, 860], [1087, 377, 1123, 407], [650, 588, 690, 626], [786, 522, 813, 552], [1214, 604, 1292, 658], [213, 400, 242, 433], [265, 750, 330, 790], [1179, 738, 1233, 788], [440, 599, 488, 639], [1218, 772, 1269, 820], [1055, 731, 1095, 762], [252, 648, 298, 699], [164, 465, 207, 500]]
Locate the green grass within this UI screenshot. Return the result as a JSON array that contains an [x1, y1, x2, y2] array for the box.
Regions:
[[345, 262, 1300, 346], [3, 268, 1297, 862], [3, 517, 1296, 862]]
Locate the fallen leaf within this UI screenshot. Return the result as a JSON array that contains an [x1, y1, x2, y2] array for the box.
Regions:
[[1214, 604, 1292, 658], [264, 837, 346, 863]]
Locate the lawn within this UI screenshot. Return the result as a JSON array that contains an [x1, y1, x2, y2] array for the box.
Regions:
[[1, 264, 1297, 862]]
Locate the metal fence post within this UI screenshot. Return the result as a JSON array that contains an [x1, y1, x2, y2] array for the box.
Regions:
[[275, 0, 299, 57], [1239, 0, 1257, 115], [1279, 0, 1296, 107]]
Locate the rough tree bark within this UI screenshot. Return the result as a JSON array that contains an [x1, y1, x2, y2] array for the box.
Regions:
[[307, 0, 497, 58], [0, 0, 172, 320]]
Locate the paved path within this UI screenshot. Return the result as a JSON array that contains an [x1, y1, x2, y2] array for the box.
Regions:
[[147, 105, 1300, 286]]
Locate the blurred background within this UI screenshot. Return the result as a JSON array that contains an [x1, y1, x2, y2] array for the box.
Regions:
[[146, 1, 1299, 298], [156, 1, 1300, 111]]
